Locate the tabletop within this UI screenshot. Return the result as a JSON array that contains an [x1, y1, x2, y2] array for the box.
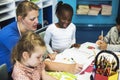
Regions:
[[47, 42, 120, 80]]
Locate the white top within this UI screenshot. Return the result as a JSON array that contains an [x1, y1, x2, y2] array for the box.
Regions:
[[44, 23, 76, 53]]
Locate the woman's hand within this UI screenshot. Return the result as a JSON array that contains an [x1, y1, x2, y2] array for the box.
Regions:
[[68, 63, 83, 74]]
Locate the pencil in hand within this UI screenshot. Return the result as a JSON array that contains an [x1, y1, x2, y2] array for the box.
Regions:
[[71, 58, 76, 63], [101, 30, 104, 41]]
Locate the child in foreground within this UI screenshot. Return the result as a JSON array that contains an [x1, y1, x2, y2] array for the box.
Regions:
[[11, 31, 56, 80]]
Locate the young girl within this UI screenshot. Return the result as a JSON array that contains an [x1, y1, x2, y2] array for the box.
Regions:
[[44, 1, 80, 54], [11, 31, 56, 80]]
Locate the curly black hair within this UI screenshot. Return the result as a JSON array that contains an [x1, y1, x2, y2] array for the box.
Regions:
[[55, 1, 73, 16]]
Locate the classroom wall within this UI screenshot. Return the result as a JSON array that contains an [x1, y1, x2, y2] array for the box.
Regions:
[[118, 1, 120, 16], [58, 0, 119, 25]]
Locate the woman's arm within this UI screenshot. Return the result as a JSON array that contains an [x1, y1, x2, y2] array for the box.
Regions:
[[44, 61, 83, 74]]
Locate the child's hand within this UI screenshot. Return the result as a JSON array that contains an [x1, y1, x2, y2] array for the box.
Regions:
[[99, 41, 107, 50], [96, 40, 107, 50], [98, 35, 104, 40], [71, 44, 80, 48], [47, 53, 57, 60], [96, 40, 103, 45]]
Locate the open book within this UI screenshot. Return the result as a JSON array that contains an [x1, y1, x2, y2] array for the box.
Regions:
[[53, 42, 100, 74]]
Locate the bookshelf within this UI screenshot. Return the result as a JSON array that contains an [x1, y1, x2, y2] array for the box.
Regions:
[[73, 0, 120, 25], [0, 0, 15, 22], [32, 0, 57, 27], [76, 0, 112, 16]]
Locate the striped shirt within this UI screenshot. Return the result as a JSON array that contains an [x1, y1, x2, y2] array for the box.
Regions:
[[104, 26, 120, 52]]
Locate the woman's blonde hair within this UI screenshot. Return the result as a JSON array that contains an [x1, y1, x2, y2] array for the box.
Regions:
[[11, 31, 45, 64], [16, 1, 39, 20]]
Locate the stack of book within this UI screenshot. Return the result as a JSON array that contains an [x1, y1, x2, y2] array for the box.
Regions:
[[88, 5, 101, 16], [77, 5, 89, 15], [101, 5, 112, 15], [76, 4, 112, 16]]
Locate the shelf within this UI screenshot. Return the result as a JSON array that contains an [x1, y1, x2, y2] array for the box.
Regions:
[[76, 0, 112, 16], [0, 0, 14, 6], [0, 0, 15, 22], [78, 0, 112, 1], [0, 0, 57, 28], [0, 13, 15, 22], [33, 0, 52, 8], [43, 0, 52, 8], [0, 5, 14, 14], [15, 0, 24, 1], [34, 0, 56, 27], [77, 0, 112, 5]]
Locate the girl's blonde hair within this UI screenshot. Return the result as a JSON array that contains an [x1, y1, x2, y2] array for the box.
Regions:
[[11, 31, 45, 64]]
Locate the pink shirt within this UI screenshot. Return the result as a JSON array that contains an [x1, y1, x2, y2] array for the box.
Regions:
[[12, 61, 42, 80]]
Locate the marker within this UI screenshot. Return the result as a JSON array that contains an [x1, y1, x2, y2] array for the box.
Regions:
[[71, 58, 76, 63]]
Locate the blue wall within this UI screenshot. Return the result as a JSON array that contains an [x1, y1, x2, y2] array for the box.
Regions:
[[58, 0, 119, 25], [76, 26, 111, 43]]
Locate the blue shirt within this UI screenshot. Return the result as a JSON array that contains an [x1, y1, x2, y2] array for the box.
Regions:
[[0, 21, 20, 72]]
